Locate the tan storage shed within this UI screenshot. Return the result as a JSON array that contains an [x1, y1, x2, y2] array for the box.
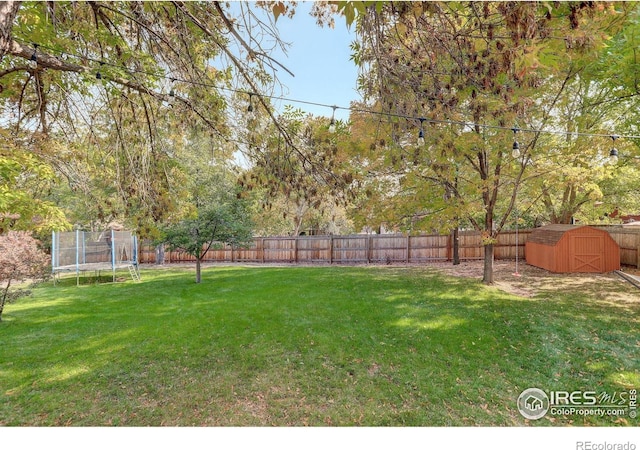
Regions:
[[525, 225, 620, 273]]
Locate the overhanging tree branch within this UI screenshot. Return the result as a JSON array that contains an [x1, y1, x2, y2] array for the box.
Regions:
[[171, 2, 298, 151]]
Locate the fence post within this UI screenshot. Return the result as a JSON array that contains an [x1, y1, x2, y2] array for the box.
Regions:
[[406, 234, 410, 263], [637, 233, 640, 269], [329, 235, 333, 264]]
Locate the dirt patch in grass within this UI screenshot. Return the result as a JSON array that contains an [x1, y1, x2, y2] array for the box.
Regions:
[[427, 260, 640, 303], [143, 260, 640, 303]]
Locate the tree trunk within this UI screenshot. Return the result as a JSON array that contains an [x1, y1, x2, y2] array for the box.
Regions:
[[0, 279, 12, 322], [155, 244, 165, 265], [452, 226, 460, 265], [0, 1, 20, 61], [293, 211, 304, 236], [483, 243, 494, 284], [195, 257, 202, 283]]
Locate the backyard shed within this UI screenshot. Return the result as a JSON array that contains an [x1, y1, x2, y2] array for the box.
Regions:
[[525, 225, 620, 273]]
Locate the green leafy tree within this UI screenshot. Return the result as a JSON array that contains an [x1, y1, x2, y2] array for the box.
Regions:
[[1, 1, 291, 136], [161, 202, 253, 283], [0, 131, 70, 235], [160, 169, 253, 283], [541, 4, 640, 223], [351, 1, 632, 283], [519, 36, 640, 226], [0, 2, 311, 242]]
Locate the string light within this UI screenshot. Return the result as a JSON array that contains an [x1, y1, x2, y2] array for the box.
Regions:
[[511, 127, 520, 158], [328, 106, 337, 133], [417, 118, 425, 146], [609, 135, 619, 164], [96, 62, 104, 80], [12, 37, 640, 147], [247, 93, 254, 113]]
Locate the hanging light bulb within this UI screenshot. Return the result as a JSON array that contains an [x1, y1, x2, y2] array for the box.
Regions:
[[96, 62, 104, 80], [511, 127, 521, 158], [30, 43, 38, 63], [328, 106, 337, 133], [609, 148, 619, 164], [417, 118, 425, 146], [609, 135, 620, 164], [328, 118, 336, 133], [247, 93, 254, 113], [512, 141, 520, 158]]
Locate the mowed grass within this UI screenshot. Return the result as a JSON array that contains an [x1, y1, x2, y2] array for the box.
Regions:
[[0, 265, 638, 426]]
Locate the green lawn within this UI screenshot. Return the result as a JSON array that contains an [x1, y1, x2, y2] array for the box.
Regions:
[[0, 265, 638, 426]]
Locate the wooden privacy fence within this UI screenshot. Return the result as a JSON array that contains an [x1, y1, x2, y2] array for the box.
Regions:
[[595, 227, 640, 268], [139, 229, 532, 265], [138, 228, 640, 267]]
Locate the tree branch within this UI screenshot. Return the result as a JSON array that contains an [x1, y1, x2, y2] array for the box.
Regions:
[[8, 40, 85, 72], [213, 1, 295, 77], [0, 65, 29, 79], [8, 38, 231, 138], [172, 1, 319, 174], [0, 0, 21, 61]]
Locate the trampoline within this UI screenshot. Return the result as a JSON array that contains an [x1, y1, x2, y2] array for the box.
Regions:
[[51, 229, 140, 285]]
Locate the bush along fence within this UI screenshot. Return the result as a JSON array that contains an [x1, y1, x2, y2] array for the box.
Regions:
[[138, 228, 640, 268]]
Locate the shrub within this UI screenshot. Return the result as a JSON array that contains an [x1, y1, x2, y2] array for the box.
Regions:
[[0, 231, 50, 321]]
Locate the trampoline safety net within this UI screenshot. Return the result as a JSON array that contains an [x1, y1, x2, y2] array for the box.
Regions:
[[51, 230, 138, 275]]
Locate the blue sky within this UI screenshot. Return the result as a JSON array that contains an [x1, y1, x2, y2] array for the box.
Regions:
[[255, 2, 360, 122]]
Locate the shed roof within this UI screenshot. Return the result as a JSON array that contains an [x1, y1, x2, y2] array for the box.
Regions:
[[527, 224, 603, 245]]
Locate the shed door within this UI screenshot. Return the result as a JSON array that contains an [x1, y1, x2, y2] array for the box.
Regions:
[[569, 235, 604, 272]]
